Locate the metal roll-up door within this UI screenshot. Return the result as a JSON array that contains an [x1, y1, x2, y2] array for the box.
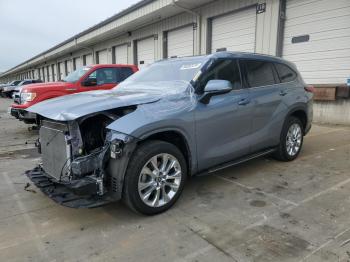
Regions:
[[46, 66, 51, 82], [83, 54, 93, 65], [51, 64, 56, 82], [283, 0, 350, 84], [35, 69, 40, 79], [167, 25, 194, 58], [211, 7, 257, 53], [96, 49, 108, 64], [42, 67, 46, 82], [113, 44, 128, 64], [66, 60, 73, 74], [136, 37, 155, 69], [59, 62, 65, 79], [73, 57, 83, 70]]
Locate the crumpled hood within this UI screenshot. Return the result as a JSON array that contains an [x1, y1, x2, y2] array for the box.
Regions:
[[27, 89, 161, 121]]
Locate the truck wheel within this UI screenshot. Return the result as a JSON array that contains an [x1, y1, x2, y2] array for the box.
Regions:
[[274, 116, 304, 161], [123, 140, 187, 215]]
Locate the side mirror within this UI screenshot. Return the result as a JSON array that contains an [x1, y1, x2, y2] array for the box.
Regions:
[[82, 78, 97, 87], [199, 80, 232, 104]]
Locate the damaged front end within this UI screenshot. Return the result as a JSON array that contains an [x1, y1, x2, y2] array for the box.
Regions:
[[26, 108, 138, 208]]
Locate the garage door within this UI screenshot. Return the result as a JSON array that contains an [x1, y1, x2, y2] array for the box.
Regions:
[[58, 62, 65, 80], [167, 25, 194, 58], [211, 7, 257, 53], [46, 66, 51, 82], [137, 37, 155, 69], [83, 54, 93, 65], [41, 68, 45, 81], [51, 64, 56, 82], [283, 0, 350, 84], [65, 60, 73, 75], [73, 57, 83, 70], [35, 69, 40, 79], [113, 44, 128, 64], [96, 49, 108, 64]]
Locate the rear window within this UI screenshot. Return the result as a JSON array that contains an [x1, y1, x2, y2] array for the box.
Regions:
[[274, 63, 297, 83], [242, 60, 276, 88]]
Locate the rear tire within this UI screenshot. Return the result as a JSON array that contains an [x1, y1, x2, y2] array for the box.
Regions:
[[123, 140, 187, 215], [274, 116, 304, 161]]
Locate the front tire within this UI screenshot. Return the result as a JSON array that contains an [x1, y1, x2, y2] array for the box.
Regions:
[[274, 116, 304, 161], [123, 140, 187, 215]]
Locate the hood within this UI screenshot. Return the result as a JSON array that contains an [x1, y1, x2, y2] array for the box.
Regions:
[[23, 81, 71, 92], [27, 89, 162, 121]]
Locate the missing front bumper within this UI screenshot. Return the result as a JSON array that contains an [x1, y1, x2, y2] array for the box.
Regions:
[[25, 167, 113, 208]]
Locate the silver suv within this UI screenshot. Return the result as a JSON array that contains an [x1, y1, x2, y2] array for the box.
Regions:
[[26, 52, 313, 215]]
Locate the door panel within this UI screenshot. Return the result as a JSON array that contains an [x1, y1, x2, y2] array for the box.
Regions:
[[241, 60, 284, 152], [195, 89, 252, 170], [249, 86, 285, 151]]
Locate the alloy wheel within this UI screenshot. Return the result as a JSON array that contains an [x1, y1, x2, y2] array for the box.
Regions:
[[286, 123, 302, 156], [138, 153, 182, 207]]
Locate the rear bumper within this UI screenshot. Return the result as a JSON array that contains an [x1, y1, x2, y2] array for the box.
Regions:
[[25, 167, 113, 208]]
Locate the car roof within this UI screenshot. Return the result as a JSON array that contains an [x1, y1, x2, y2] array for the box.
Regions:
[[162, 51, 297, 71], [85, 64, 137, 68]]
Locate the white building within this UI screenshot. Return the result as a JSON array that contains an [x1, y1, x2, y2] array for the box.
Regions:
[[1, 0, 349, 88]]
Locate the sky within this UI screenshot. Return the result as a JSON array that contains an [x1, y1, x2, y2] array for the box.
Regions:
[[0, 0, 140, 72]]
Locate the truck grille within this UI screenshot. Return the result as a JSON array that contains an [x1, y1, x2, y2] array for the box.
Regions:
[[40, 120, 71, 181]]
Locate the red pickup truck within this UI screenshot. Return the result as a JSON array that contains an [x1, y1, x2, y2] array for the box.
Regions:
[[11, 64, 138, 124]]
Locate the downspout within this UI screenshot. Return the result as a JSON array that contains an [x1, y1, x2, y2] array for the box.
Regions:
[[276, 0, 287, 57], [171, 0, 202, 55]]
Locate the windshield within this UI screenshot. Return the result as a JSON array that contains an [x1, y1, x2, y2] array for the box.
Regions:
[[11, 80, 22, 86], [118, 57, 209, 91], [64, 66, 91, 83]]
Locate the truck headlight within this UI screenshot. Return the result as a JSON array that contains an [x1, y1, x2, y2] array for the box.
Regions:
[[20, 92, 36, 102]]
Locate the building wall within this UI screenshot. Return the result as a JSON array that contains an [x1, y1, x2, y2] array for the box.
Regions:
[[283, 0, 350, 85]]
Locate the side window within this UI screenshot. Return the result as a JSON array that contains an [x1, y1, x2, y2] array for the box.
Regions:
[[243, 60, 276, 88], [274, 63, 297, 83], [86, 68, 117, 85], [117, 67, 134, 82], [198, 59, 241, 91]]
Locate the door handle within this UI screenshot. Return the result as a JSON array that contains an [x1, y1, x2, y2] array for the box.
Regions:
[[280, 90, 288, 96], [238, 98, 250, 106], [65, 88, 77, 91]]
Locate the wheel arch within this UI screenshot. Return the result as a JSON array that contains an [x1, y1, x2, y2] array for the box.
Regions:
[[137, 129, 193, 175], [286, 106, 308, 132]]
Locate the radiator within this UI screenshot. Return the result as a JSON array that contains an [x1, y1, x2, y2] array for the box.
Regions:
[[40, 120, 71, 181]]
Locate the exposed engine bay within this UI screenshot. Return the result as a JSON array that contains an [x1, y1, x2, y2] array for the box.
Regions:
[[29, 106, 138, 208]]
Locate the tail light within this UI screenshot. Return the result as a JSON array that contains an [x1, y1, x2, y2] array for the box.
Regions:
[[304, 85, 315, 93]]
